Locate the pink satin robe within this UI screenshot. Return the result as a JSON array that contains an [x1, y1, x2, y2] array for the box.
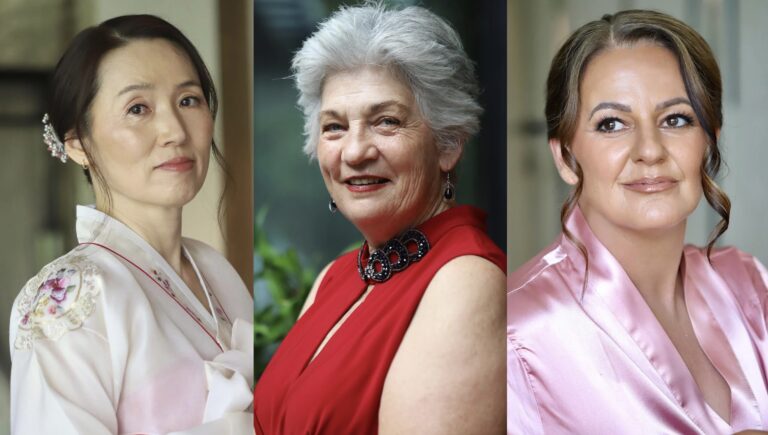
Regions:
[[507, 208, 768, 434]]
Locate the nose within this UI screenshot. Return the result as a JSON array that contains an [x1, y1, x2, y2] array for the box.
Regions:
[[156, 106, 187, 147], [630, 124, 667, 164], [340, 121, 378, 165]]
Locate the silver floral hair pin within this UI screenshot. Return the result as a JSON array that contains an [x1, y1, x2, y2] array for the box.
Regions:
[[42, 113, 67, 163]]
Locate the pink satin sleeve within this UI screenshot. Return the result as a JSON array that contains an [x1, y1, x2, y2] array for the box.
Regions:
[[745, 253, 768, 322], [507, 336, 543, 435]]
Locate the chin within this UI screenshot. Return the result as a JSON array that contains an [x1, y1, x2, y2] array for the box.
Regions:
[[620, 206, 692, 234]]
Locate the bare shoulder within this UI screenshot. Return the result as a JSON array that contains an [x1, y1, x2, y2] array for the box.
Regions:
[[379, 255, 506, 434], [299, 260, 335, 318]]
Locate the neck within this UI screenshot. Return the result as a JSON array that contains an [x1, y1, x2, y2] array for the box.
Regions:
[[583, 208, 686, 309], [98, 196, 185, 274], [364, 199, 451, 251]]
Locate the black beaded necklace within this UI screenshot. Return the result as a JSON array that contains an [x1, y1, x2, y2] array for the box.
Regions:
[[357, 229, 430, 283]]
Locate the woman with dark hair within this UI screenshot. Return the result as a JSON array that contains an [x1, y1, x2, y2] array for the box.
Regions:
[[9, 15, 253, 434], [507, 9, 768, 434]]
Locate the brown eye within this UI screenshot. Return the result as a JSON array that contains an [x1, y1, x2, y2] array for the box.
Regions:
[[596, 117, 626, 133], [663, 114, 694, 128], [180, 96, 201, 107]]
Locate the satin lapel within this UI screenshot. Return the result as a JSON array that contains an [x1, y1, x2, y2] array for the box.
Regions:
[[564, 208, 726, 433], [684, 247, 768, 428]]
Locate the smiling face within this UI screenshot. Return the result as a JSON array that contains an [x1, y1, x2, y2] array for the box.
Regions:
[[317, 66, 460, 247], [553, 42, 707, 237], [77, 38, 212, 215]]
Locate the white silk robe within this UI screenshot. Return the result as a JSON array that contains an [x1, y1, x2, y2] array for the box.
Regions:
[[10, 205, 254, 434], [507, 207, 768, 434]]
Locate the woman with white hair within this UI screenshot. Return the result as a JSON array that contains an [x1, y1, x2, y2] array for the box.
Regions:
[[253, 3, 506, 434]]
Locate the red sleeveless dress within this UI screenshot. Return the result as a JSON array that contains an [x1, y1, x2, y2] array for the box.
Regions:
[[253, 206, 506, 434]]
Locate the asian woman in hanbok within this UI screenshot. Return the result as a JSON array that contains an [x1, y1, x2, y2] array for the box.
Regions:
[[9, 15, 253, 434], [507, 9, 768, 435]]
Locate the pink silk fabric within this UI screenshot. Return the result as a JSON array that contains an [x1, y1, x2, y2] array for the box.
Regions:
[[507, 207, 768, 434]]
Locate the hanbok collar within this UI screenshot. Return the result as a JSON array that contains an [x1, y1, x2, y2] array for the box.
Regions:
[[559, 206, 762, 432], [75, 205, 230, 349]]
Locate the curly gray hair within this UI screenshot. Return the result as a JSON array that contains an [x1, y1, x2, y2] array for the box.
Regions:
[[291, 2, 482, 158]]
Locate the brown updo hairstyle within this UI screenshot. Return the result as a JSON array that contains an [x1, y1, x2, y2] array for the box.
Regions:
[[545, 9, 730, 259], [47, 14, 228, 217]]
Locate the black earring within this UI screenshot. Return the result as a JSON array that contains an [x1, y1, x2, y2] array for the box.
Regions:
[[328, 199, 337, 213], [443, 173, 455, 201]]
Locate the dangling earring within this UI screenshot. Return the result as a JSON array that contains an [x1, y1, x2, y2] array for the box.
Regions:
[[443, 173, 455, 201], [328, 199, 337, 213]]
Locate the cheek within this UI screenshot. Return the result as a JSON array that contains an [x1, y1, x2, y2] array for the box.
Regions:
[[315, 142, 338, 179], [574, 144, 625, 192]]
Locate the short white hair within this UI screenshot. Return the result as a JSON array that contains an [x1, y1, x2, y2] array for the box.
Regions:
[[292, 2, 482, 158]]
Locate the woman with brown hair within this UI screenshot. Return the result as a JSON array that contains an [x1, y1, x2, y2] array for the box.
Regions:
[[507, 9, 768, 434]]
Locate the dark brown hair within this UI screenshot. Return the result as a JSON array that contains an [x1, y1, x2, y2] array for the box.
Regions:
[[545, 9, 730, 259], [47, 14, 228, 218]]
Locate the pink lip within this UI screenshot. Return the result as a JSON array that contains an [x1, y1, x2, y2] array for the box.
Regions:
[[343, 175, 390, 193], [621, 177, 678, 193], [156, 157, 194, 172]]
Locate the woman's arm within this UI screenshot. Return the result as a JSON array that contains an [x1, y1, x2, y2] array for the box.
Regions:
[[10, 258, 117, 435], [378, 255, 506, 434], [11, 328, 116, 434], [506, 338, 544, 435]]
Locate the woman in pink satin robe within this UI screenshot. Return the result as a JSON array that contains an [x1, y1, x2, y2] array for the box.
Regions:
[[507, 10, 768, 435]]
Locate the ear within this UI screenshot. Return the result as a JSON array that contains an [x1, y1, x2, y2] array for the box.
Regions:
[[438, 140, 464, 173], [64, 131, 89, 167], [548, 139, 579, 185]]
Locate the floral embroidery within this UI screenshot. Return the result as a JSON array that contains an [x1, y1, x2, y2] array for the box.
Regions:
[[15, 255, 101, 350], [151, 268, 172, 292]]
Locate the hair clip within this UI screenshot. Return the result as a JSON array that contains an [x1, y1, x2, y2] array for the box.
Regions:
[[42, 114, 67, 163]]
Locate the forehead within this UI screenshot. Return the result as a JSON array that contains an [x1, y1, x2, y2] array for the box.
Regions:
[[96, 38, 199, 91], [320, 65, 415, 110], [579, 43, 685, 104]]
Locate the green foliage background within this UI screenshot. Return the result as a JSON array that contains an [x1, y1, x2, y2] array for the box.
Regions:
[[253, 207, 315, 376]]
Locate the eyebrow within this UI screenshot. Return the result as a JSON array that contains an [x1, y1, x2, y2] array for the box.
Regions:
[[588, 102, 631, 119], [319, 100, 409, 119], [369, 100, 409, 114], [117, 80, 202, 96], [588, 97, 692, 120], [655, 97, 692, 111]]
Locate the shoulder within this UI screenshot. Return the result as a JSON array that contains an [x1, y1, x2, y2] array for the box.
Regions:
[[685, 244, 768, 293], [506, 240, 586, 345], [183, 237, 251, 306], [182, 237, 232, 270], [437, 222, 506, 271], [380, 255, 506, 433], [183, 237, 244, 283], [11, 246, 107, 351], [426, 255, 505, 304], [508, 239, 564, 293]]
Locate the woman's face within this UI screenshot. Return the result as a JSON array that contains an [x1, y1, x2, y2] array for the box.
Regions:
[[555, 42, 707, 236], [83, 38, 212, 212], [317, 66, 458, 247]]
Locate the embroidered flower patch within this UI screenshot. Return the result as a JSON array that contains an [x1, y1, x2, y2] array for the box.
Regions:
[[15, 255, 101, 349]]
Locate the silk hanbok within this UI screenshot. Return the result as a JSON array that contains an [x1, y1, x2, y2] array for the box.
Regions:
[[507, 207, 768, 434], [10, 205, 254, 434]]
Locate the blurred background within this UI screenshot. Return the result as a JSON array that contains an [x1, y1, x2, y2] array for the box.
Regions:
[[508, 0, 768, 271], [253, 0, 507, 375], [0, 0, 251, 431]]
